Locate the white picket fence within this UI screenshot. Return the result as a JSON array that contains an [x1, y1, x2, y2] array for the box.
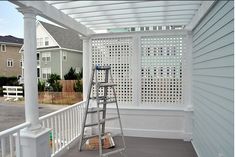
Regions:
[[3, 86, 23, 101]]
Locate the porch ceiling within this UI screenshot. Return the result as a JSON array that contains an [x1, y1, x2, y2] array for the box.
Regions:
[[12, 1, 215, 36], [46, 1, 202, 32]]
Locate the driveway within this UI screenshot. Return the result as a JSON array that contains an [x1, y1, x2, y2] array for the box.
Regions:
[[0, 97, 68, 131]]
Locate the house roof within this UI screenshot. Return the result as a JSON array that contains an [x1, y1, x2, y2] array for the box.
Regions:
[[39, 21, 83, 51], [0, 35, 23, 45]]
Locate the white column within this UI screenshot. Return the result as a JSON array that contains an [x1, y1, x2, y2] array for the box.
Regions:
[[18, 7, 40, 130], [183, 31, 193, 141], [17, 7, 50, 157], [82, 37, 90, 100]]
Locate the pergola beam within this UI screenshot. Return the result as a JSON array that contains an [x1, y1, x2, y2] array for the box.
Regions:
[[81, 17, 192, 25], [74, 12, 195, 22], [65, 5, 199, 16], [185, 1, 216, 30], [11, 0, 94, 36], [88, 21, 189, 30], [60, 2, 201, 14], [71, 9, 197, 19]]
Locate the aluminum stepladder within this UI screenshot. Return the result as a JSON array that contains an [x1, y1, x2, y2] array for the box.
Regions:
[[79, 65, 127, 157]]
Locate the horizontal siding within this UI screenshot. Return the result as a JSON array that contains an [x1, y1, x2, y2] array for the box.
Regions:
[[192, 1, 234, 157]]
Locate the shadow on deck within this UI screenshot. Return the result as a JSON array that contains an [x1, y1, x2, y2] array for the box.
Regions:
[[63, 136, 197, 157]]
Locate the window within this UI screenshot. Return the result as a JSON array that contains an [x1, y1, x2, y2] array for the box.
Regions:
[[7, 59, 14, 67], [153, 26, 157, 30], [42, 52, 51, 62], [131, 27, 135, 32], [45, 37, 49, 46], [140, 27, 144, 31], [63, 51, 67, 61], [37, 68, 40, 78], [37, 38, 43, 47], [75, 67, 81, 73], [42, 68, 51, 79], [20, 60, 23, 67], [145, 27, 149, 31], [1, 44, 6, 52]]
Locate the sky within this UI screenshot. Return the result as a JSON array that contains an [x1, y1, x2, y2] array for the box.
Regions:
[[0, 1, 60, 38], [0, 1, 23, 38]]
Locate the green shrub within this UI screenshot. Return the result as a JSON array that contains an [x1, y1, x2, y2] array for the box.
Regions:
[[74, 79, 83, 92], [38, 80, 45, 92], [0, 76, 19, 96], [47, 74, 62, 92]]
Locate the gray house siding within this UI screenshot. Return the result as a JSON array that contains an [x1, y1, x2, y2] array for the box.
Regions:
[[192, 1, 234, 157], [39, 50, 60, 79], [62, 50, 82, 79]]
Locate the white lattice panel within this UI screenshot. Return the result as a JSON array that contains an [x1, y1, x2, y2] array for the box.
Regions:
[[91, 37, 133, 102], [141, 36, 185, 104]]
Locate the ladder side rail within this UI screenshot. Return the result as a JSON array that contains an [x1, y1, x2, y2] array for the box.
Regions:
[[101, 69, 109, 137], [78, 68, 95, 151], [96, 68, 103, 157], [109, 71, 127, 152]]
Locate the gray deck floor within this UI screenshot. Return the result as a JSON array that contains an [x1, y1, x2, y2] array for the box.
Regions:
[[64, 136, 197, 157]]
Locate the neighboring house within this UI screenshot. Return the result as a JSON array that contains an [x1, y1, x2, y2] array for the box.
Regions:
[[21, 21, 83, 80], [0, 35, 23, 77]]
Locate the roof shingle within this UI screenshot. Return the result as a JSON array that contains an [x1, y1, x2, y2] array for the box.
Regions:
[[39, 21, 83, 51], [0, 35, 23, 44]]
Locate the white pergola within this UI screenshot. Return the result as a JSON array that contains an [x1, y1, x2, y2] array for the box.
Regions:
[[8, 1, 216, 157], [12, 1, 215, 36]]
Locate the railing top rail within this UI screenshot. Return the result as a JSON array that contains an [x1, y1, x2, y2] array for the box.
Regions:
[[0, 122, 30, 138], [3, 86, 23, 89], [39, 100, 86, 121]]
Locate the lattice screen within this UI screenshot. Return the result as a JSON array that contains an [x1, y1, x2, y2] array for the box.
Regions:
[[141, 36, 185, 104], [91, 37, 133, 102]]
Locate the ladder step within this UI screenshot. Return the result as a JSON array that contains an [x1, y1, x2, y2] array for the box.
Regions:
[[102, 148, 125, 157], [100, 117, 119, 123], [98, 100, 116, 105], [84, 117, 119, 127], [99, 83, 117, 87], [90, 96, 106, 100], [95, 65, 111, 70], [85, 122, 103, 127], [87, 108, 104, 114]]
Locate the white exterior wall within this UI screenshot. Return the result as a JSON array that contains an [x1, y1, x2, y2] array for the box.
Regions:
[[86, 30, 193, 140], [192, 1, 234, 157], [36, 23, 58, 48]]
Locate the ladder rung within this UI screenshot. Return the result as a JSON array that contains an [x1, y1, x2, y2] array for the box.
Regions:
[[102, 148, 125, 157], [87, 108, 104, 114], [99, 83, 117, 87], [83, 133, 108, 141], [100, 117, 119, 123], [84, 117, 119, 127], [85, 121, 105, 127], [98, 100, 116, 105], [83, 134, 99, 140], [90, 96, 106, 100], [95, 66, 111, 70]]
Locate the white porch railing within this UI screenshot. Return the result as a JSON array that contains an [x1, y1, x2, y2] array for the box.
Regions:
[[0, 122, 30, 157], [39, 100, 86, 157], [0, 101, 86, 157]]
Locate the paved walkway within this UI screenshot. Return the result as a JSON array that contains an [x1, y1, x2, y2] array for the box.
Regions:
[[0, 97, 67, 131]]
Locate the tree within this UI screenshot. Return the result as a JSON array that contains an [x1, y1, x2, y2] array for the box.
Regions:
[[64, 67, 77, 80]]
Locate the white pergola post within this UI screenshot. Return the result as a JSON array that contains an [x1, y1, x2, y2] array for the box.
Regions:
[[18, 7, 40, 130], [17, 7, 50, 157], [82, 37, 90, 100]]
